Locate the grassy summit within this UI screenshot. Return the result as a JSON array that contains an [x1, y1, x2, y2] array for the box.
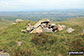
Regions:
[[0, 17, 84, 56]]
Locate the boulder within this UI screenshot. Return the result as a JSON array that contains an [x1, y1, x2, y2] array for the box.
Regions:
[[12, 23, 17, 25], [43, 28, 53, 32], [16, 19, 23, 22], [41, 23, 47, 28], [83, 29, 84, 33], [21, 29, 26, 33], [17, 41, 22, 46], [0, 50, 10, 56], [26, 27, 31, 31], [61, 25, 66, 29], [52, 26, 58, 32], [33, 19, 50, 28], [51, 23, 56, 26], [0, 53, 10, 56], [67, 28, 75, 33], [26, 23, 33, 31], [57, 25, 63, 31], [30, 26, 43, 33]]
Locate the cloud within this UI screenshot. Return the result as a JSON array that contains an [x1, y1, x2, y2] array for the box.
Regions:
[[0, 0, 84, 11]]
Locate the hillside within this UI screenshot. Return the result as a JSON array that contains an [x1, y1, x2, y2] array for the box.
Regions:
[[0, 18, 84, 56]]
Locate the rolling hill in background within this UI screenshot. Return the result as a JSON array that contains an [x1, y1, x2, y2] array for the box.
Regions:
[[0, 9, 84, 21]]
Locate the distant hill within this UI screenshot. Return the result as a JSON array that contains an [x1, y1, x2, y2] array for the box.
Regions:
[[0, 9, 84, 21], [0, 17, 84, 56]]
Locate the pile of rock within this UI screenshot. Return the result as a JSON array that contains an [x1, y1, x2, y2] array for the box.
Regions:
[[21, 19, 77, 34], [24, 19, 65, 33]]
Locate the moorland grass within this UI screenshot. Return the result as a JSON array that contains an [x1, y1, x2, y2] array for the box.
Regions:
[[0, 18, 84, 56]]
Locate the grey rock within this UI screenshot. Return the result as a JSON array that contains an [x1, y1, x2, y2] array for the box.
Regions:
[[61, 25, 66, 29], [43, 28, 53, 32], [17, 41, 22, 46], [67, 28, 75, 33], [12, 23, 17, 25], [33, 19, 50, 28], [30, 26, 43, 33], [83, 29, 84, 33], [0, 53, 10, 56], [16, 19, 23, 22]]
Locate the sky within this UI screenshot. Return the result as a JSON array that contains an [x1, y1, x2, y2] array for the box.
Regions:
[[0, 0, 84, 11]]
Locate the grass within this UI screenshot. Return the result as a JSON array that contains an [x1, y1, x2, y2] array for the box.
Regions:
[[0, 18, 84, 56], [0, 20, 13, 35]]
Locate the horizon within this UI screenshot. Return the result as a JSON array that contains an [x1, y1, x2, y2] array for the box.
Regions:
[[0, 9, 84, 12], [0, 0, 84, 12]]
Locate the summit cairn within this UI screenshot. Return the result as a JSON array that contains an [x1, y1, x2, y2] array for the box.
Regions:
[[22, 19, 65, 33]]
